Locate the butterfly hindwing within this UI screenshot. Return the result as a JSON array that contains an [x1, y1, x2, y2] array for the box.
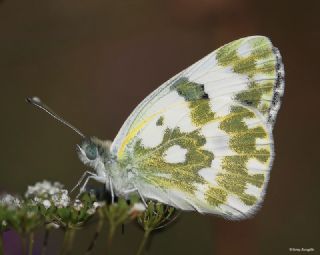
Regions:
[[111, 36, 284, 219]]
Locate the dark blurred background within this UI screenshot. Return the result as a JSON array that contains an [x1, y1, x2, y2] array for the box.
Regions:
[[0, 0, 319, 254]]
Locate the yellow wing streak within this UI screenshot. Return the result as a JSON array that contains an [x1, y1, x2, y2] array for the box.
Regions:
[[117, 112, 159, 158], [117, 101, 187, 158]]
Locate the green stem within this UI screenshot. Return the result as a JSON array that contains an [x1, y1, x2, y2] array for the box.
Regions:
[[60, 228, 76, 255], [41, 228, 50, 255], [136, 230, 151, 255], [86, 215, 104, 255], [0, 232, 4, 255], [28, 232, 34, 255], [107, 223, 116, 249], [21, 234, 27, 255]]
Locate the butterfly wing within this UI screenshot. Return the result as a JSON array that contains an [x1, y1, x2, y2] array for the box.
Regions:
[[111, 36, 284, 219]]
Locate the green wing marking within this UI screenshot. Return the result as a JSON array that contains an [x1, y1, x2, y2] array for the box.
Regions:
[[212, 106, 269, 206], [132, 127, 214, 194], [130, 104, 270, 208], [216, 37, 277, 119], [172, 77, 215, 126], [216, 37, 275, 77]]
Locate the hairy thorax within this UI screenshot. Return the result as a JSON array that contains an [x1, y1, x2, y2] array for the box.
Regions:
[[77, 137, 135, 197]]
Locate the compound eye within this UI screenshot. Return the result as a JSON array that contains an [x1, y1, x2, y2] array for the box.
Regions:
[[85, 144, 97, 160]]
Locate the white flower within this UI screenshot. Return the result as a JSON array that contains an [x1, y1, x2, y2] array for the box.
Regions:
[[51, 189, 70, 208], [42, 200, 51, 209], [129, 202, 146, 214], [85, 201, 105, 215], [1, 220, 7, 227], [93, 201, 105, 209], [25, 180, 67, 208], [0, 194, 21, 210], [73, 199, 83, 211], [46, 222, 60, 229], [26, 181, 71, 208], [25, 180, 64, 199], [86, 208, 96, 215]]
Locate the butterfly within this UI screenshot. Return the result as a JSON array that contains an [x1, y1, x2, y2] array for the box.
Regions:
[[28, 36, 285, 219]]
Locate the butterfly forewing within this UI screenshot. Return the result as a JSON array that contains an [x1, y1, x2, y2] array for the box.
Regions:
[[111, 36, 284, 219]]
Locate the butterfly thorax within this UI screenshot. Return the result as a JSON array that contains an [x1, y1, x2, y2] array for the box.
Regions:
[[77, 137, 134, 196]]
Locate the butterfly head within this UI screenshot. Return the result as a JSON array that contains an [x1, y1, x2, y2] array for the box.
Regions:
[[77, 137, 112, 167]]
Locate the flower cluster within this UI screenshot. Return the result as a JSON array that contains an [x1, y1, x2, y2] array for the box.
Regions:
[[25, 180, 64, 198], [0, 180, 177, 255], [25, 181, 101, 229], [25, 180, 70, 209], [0, 193, 42, 234], [0, 194, 22, 232], [0, 194, 22, 210], [137, 201, 178, 232], [101, 195, 146, 229]]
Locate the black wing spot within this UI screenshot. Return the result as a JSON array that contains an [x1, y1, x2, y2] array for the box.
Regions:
[[272, 92, 279, 106], [200, 85, 209, 99], [243, 100, 253, 106]]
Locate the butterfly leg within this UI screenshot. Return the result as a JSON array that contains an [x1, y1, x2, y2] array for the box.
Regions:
[[122, 187, 147, 207], [136, 188, 148, 207], [71, 170, 96, 193], [77, 175, 107, 198], [108, 177, 115, 204]]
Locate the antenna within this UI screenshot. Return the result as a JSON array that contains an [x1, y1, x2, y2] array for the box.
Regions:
[[26, 96, 86, 138]]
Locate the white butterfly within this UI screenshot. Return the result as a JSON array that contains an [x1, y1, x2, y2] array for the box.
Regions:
[[28, 36, 284, 219]]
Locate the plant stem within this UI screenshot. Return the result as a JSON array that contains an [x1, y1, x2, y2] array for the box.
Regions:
[[41, 229, 50, 255], [0, 232, 4, 255], [21, 234, 27, 255], [86, 216, 104, 255], [60, 228, 76, 255], [28, 232, 34, 255], [107, 223, 116, 249], [136, 230, 151, 255]]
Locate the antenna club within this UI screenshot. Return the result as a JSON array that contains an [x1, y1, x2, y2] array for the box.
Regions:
[[26, 96, 41, 104], [25, 96, 86, 138]]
